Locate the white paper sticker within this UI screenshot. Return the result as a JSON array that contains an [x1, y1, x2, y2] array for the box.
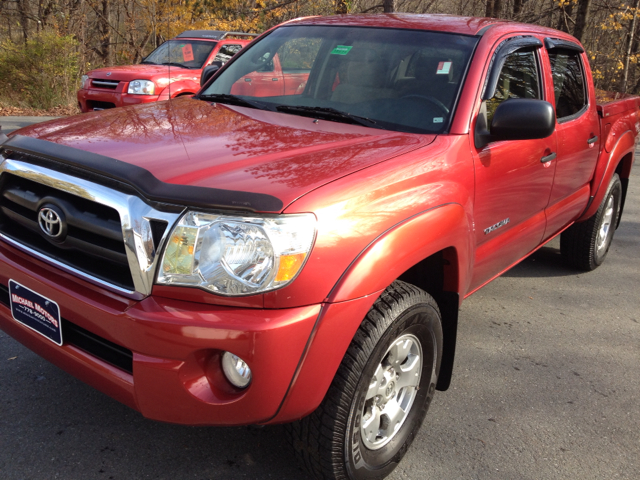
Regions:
[[433, 117, 444, 123], [436, 61, 451, 75]]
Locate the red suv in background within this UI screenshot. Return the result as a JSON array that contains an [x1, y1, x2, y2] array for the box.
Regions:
[[77, 30, 257, 112]]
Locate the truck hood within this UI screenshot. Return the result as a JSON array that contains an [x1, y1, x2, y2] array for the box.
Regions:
[[11, 98, 434, 212], [87, 64, 197, 82]]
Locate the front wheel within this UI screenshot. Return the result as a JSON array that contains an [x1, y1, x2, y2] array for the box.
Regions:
[[561, 173, 622, 271], [288, 281, 443, 480]]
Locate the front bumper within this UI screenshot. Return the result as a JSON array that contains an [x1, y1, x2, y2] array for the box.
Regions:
[[77, 88, 160, 112], [0, 240, 320, 425]]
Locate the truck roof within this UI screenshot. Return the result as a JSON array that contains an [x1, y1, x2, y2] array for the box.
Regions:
[[285, 13, 562, 38], [174, 30, 258, 40]]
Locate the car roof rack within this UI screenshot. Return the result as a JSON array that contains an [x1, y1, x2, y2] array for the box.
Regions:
[[175, 30, 259, 40]]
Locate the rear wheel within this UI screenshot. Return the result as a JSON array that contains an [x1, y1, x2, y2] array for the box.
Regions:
[[561, 173, 622, 271], [287, 281, 442, 480]]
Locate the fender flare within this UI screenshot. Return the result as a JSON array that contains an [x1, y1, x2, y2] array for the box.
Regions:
[[269, 203, 472, 423], [578, 129, 635, 221], [328, 202, 472, 302]]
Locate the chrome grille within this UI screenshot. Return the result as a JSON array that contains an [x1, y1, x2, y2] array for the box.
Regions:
[[0, 173, 132, 288], [91, 79, 120, 89], [0, 159, 182, 298]]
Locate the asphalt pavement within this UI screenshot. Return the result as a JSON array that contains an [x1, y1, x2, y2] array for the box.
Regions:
[[0, 117, 638, 480]]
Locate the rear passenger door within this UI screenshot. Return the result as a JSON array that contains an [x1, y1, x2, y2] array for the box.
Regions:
[[470, 38, 558, 291], [543, 39, 600, 238]]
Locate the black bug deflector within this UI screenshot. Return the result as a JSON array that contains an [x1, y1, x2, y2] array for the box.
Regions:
[[0, 135, 284, 213]]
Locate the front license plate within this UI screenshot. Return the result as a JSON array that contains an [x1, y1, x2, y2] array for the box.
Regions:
[[9, 280, 62, 346]]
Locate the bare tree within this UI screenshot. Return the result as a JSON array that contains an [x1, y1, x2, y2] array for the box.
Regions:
[[573, 0, 592, 43], [486, 0, 502, 18], [623, 0, 640, 92]]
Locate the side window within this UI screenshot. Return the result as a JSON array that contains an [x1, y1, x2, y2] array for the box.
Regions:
[[256, 53, 276, 72], [486, 50, 540, 124], [278, 38, 322, 71], [214, 44, 243, 64], [548, 51, 586, 120]]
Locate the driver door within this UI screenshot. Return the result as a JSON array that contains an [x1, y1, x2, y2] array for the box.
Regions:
[[469, 41, 558, 291]]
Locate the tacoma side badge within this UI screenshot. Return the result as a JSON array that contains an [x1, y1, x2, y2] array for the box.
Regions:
[[484, 218, 510, 235]]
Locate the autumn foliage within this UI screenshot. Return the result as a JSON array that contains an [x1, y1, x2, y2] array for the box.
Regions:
[[1, 0, 640, 111]]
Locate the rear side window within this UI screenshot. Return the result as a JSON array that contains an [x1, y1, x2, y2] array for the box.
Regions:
[[548, 51, 586, 120], [214, 44, 243, 63], [486, 50, 540, 124]]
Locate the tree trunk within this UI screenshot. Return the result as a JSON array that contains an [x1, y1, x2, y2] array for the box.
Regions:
[[383, 0, 395, 12], [98, 0, 112, 65], [573, 0, 592, 43], [17, 0, 30, 42], [513, 0, 525, 16], [623, 0, 640, 93], [486, 0, 502, 18]]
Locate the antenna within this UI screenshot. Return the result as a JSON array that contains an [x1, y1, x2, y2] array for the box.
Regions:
[[167, 29, 171, 99]]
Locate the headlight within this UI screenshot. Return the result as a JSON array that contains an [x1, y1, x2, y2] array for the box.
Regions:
[[157, 212, 316, 295], [81, 75, 89, 89], [127, 79, 155, 95]]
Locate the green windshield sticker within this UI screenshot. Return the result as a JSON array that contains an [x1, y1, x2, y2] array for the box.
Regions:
[[331, 45, 353, 55]]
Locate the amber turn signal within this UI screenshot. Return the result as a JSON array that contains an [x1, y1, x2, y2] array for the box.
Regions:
[[276, 253, 307, 282]]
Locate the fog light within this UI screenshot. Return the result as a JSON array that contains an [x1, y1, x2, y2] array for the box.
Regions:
[[221, 352, 252, 388]]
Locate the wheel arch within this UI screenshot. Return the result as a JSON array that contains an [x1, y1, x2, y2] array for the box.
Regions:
[[157, 80, 199, 100], [327, 203, 471, 303], [615, 151, 634, 225], [268, 205, 472, 423], [327, 203, 471, 391], [396, 250, 460, 392], [579, 129, 635, 222]]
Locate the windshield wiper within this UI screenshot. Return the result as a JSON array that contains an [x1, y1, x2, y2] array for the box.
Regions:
[[275, 105, 378, 128], [197, 93, 274, 111], [140, 60, 157, 65]]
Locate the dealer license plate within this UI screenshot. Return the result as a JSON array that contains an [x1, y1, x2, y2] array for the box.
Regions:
[[9, 280, 62, 346]]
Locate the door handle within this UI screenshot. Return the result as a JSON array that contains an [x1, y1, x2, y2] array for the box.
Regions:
[[541, 152, 556, 163], [587, 135, 598, 144]]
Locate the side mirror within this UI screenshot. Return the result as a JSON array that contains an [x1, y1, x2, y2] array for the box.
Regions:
[[200, 61, 223, 87], [475, 98, 555, 148]]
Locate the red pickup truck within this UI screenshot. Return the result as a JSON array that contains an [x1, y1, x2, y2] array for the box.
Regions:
[[77, 30, 257, 112], [1, 14, 638, 480]]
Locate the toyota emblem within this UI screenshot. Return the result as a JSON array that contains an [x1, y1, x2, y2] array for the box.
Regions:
[[106, 72, 112, 76], [38, 206, 66, 240]]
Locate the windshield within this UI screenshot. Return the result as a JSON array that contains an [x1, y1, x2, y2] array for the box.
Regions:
[[143, 40, 217, 69], [200, 25, 478, 134]]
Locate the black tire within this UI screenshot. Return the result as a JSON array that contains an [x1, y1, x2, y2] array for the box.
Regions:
[[561, 173, 622, 271], [287, 281, 443, 480]]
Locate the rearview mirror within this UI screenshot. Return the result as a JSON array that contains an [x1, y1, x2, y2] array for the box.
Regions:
[[200, 61, 223, 87]]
